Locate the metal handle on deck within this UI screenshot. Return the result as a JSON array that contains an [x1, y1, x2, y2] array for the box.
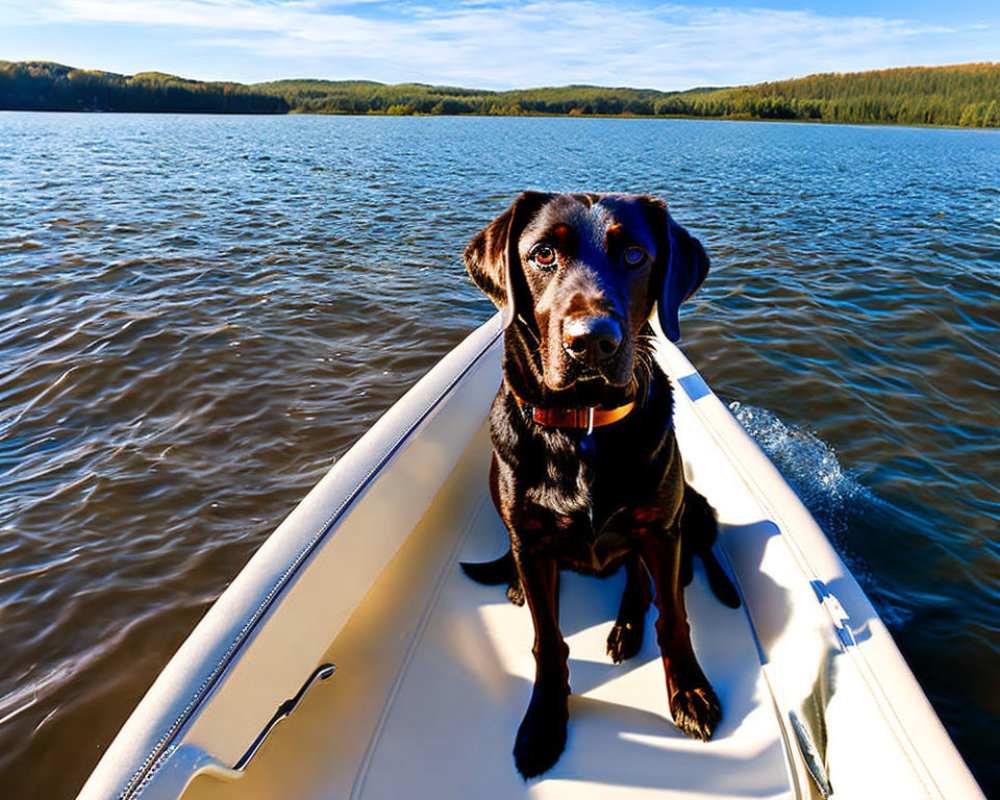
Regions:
[[233, 662, 337, 771]]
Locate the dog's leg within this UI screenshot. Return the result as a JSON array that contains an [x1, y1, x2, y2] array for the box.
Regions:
[[641, 526, 721, 742], [606, 551, 651, 663], [512, 549, 570, 779]]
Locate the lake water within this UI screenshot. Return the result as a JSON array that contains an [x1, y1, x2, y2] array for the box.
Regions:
[[1, 112, 997, 798]]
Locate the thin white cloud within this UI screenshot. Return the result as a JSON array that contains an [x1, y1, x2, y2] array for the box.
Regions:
[[4, 0, 995, 88], [39, 0, 340, 31]]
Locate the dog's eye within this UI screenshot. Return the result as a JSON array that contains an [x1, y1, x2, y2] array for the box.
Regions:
[[531, 245, 557, 268], [623, 246, 648, 268]]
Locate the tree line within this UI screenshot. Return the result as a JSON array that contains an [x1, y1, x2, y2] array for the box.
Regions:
[[254, 79, 670, 117], [0, 61, 288, 113], [678, 64, 1000, 127], [258, 65, 1000, 127], [2, 60, 998, 127]]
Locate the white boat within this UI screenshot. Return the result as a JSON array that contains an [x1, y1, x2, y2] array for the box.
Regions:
[[78, 315, 985, 800]]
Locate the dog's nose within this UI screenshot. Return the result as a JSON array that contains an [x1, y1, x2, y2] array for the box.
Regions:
[[563, 316, 622, 365]]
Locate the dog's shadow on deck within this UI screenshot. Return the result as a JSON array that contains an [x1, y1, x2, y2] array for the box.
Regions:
[[454, 518, 791, 795], [549, 693, 787, 796]]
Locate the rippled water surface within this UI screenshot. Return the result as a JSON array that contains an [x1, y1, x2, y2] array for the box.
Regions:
[[1, 113, 997, 798]]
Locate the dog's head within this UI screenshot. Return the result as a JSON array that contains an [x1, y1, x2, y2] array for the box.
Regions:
[[465, 192, 709, 395]]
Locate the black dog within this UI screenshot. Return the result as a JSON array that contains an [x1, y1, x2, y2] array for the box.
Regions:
[[461, 192, 740, 778]]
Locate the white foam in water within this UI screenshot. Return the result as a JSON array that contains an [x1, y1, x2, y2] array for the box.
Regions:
[[727, 401, 873, 521], [726, 401, 911, 630]]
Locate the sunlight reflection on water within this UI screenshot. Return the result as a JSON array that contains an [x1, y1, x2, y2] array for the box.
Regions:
[[0, 113, 997, 797]]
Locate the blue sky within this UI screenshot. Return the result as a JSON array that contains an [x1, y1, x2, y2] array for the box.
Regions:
[[1, 0, 997, 89]]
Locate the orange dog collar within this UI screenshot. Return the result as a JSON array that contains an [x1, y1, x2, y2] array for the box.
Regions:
[[511, 391, 636, 434]]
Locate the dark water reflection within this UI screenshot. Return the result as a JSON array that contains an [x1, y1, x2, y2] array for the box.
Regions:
[[1, 113, 997, 798]]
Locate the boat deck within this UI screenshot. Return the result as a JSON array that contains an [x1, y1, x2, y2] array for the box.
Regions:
[[183, 423, 790, 800]]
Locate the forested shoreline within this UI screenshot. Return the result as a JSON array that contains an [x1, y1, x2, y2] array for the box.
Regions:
[[0, 61, 288, 113], [3, 60, 998, 127]]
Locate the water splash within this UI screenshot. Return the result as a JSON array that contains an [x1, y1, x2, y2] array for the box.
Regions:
[[728, 401, 872, 534], [727, 401, 911, 630]]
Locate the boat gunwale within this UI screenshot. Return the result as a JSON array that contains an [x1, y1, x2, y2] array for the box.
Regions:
[[659, 335, 982, 800]]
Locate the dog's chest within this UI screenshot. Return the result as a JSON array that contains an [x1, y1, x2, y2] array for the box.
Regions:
[[520, 430, 676, 574]]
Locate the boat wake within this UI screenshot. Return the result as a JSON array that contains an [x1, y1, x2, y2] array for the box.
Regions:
[[727, 401, 912, 630]]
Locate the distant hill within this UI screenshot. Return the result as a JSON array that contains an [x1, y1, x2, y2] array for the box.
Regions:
[[253, 79, 672, 117], [256, 65, 1000, 126], [2, 60, 998, 127], [671, 64, 1000, 127], [0, 61, 288, 113]]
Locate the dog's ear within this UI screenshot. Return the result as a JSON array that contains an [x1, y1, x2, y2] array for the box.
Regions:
[[641, 198, 710, 342], [465, 192, 550, 328]]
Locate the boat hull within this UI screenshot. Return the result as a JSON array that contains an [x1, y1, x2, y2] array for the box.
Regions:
[[78, 316, 984, 800]]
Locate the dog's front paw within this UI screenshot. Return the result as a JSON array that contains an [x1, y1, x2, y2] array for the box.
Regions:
[[513, 687, 569, 779], [669, 684, 721, 742], [606, 621, 643, 664]]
